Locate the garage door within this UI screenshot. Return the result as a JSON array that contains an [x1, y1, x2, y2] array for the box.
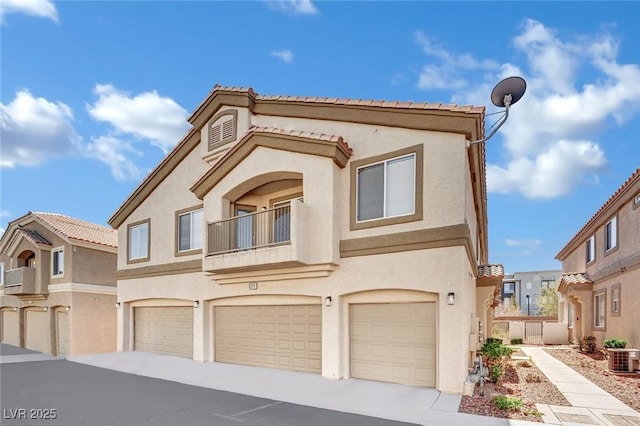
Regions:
[[350, 302, 436, 387], [215, 305, 321, 373], [56, 312, 69, 356], [25, 310, 49, 354], [2, 310, 20, 346], [134, 307, 193, 358]]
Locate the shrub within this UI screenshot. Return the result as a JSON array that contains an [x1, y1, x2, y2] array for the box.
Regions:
[[580, 336, 597, 353], [486, 337, 503, 345], [524, 373, 543, 383], [493, 395, 523, 411], [516, 360, 532, 368], [510, 338, 524, 345], [603, 337, 627, 349], [489, 363, 505, 382], [481, 340, 514, 360]]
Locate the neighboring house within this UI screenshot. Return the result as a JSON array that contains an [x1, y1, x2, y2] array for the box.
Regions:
[[556, 168, 640, 349], [500, 270, 562, 316], [0, 212, 118, 356], [108, 85, 504, 394]]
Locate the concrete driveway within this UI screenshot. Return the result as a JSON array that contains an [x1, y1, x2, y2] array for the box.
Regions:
[[1, 344, 415, 426]]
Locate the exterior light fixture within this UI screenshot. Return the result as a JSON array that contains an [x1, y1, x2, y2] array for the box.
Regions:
[[43, 306, 49, 312], [65, 306, 71, 311], [447, 292, 455, 305], [193, 300, 200, 308], [115, 302, 121, 309], [12, 306, 18, 311], [324, 296, 332, 307]]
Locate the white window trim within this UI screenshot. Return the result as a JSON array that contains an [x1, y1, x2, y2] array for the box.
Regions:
[[0, 262, 4, 286], [593, 290, 606, 329], [128, 221, 150, 262], [605, 216, 617, 252], [586, 235, 595, 264], [177, 209, 203, 253], [355, 153, 416, 223], [51, 247, 64, 278]]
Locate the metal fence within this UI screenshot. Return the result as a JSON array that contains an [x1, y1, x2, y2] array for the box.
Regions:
[[491, 318, 556, 345]]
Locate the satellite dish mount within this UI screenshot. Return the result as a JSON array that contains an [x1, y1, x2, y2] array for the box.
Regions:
[[467, 76, 526, 147]]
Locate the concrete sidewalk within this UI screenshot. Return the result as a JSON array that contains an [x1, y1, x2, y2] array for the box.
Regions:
[[521, 347, 640, 426], [68, 351, 541, 426]]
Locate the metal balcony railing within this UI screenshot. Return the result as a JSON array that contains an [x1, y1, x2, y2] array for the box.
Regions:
[[207, 204, 291, 256]]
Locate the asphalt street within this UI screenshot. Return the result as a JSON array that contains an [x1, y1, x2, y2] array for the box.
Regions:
[[0, 344, 416, 426]]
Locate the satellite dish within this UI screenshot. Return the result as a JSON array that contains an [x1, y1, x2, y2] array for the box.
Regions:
[[491, 76, 527, 107], [467, 76, 527, 147]]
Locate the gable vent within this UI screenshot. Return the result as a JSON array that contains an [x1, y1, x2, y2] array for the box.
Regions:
[[208, 110, 238, 151], [211, 124, 222, 144], [222, 119, 233, 140]]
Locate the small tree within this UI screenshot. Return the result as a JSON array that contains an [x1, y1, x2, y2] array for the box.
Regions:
[[536, 285, 558, 316], [495, 297, 521, 317]]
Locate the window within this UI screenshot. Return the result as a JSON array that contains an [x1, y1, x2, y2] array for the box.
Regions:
[[350, 145, 423, 230], [611, 284, 620, 315], [503, 282, 515, 295], [0, 262, 4, 286], [586, 235, 595, 264], [176, 208, 203, 254], [127, 220, 150, 263], [605, 216, 617, 252], [52, 248, 64, 276], [594, 289, 606, 329]]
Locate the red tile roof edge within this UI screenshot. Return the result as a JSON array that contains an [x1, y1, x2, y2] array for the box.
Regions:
[[246, 125, 353, 154]]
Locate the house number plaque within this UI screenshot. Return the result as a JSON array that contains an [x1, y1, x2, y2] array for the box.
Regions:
[[248, 282, 258, 290]]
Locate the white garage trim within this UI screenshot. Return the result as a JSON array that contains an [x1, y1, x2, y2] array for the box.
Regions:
[[350, 302, 436, 387], [214, 304, 321, 373], [134, 307, 194, 358]]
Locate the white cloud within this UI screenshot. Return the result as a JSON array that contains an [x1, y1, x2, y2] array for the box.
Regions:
[[86, 84, 190, 153], [84, 135, 143, 182], [271, 49, 294, 64], [0, 0, 58, 24], [0, 90, 82, 168], [415, 20, 640, 199], [266, 0, 318, 15], [505, 238, 541, 248]]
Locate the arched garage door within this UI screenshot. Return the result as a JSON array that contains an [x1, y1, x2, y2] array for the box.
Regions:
[[134, 307, 193, 358], [2, 309, 20, 346], [350, 302, 436, 387], [215, 305, 321, 373]]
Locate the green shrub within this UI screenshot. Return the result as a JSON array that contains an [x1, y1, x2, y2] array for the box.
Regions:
[[579, 336, 597, 353], [603, 337, 627, 349], [489, 363, 505, 382], [510, 338, 524, 345], [481, 340, 514, 360], [493, 395, 523, 411], [485, 337, 503, 345]]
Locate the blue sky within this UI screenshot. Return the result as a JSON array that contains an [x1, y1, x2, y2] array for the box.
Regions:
[[1, 0, 639, 274]]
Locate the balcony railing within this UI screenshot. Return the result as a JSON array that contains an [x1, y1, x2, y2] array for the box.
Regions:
[[3, 267, 37, 295], [208, 204, 292, 256]]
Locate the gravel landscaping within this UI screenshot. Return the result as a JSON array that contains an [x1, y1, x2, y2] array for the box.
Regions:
[[458, 348, 570, 422], [545, 347, 640, 413]]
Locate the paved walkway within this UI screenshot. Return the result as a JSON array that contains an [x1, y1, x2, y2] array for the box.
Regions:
[[521, 347, 640, 426]]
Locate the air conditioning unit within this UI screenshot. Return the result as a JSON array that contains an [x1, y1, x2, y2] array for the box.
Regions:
[[608, 349, 640, 373]]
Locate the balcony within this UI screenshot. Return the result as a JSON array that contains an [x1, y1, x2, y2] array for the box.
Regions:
[[3, 267, 37, 295], [204, 199, 311, 273]]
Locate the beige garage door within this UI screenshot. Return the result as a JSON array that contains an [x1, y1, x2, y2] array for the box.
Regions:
[[25, 310, 49, 354], [56, 312, 69, 356], [2, 310, 20, 346], [134, 307, 193, 358], [215, 305, 321, 373], [350, 302, 436, 387]]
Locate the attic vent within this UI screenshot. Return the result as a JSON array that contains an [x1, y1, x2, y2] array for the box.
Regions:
[[208, 109, 238, 151]]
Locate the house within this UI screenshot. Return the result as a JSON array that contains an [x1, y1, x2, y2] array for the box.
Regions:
[[108, 85, 504, 394], [500, 270, 562, 316], [556, 168, 640, 349], [0, 212, 118, 356]]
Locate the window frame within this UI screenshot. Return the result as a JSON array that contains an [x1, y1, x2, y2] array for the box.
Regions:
[[51, 247, 64, 277], [349, 144, 423, 231], [611, 283, 621, 316], [175, 205, 204, 256], [593, 288, 606, 330], [127, 219, 150, 264], [208, 109, 238, 151], [586, 235, 595, 264], [0, 262, 4, 286], [605, 216, 618, 254]]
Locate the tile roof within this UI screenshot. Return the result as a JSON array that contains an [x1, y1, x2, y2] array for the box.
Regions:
[[478, 264, 505, 279], [17, 228, 51, 246], [205, 84, 485, 115], [246, 126, 353, 155], [31, 212, 118, 248], [560, 273, 592, 285]]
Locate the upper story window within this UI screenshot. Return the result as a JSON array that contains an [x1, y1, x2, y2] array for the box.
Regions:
[[52, 247, 64, 277], [503, 282, 515, 295], [350, 145, 424, 230], [0, 262, 4, 286], [127, 219, 150, 263], [586, 235, 595, 264], [208, 110, 238, 151], [176, 207, 203, 255], [605, 216, 617, 252], [611, 283, 620, 315]]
